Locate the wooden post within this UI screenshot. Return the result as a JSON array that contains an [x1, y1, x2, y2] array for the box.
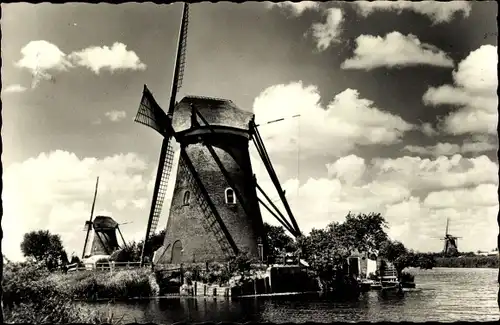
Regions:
[[253, 279, 257, 295]]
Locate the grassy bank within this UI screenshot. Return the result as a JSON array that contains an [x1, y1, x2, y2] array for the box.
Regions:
[[2, 261, 159, 323], [435, 256, 498, 268]]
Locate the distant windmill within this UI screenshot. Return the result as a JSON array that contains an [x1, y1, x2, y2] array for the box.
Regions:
[[440, 218, 462, 256], [81, 177, 128, 259]]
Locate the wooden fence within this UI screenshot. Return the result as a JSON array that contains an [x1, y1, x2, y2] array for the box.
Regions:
[[67, 261, 152, 273]]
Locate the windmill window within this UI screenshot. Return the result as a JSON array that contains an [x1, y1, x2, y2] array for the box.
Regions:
[[225, 188, 236, 205], [183, 191, 191, 206]]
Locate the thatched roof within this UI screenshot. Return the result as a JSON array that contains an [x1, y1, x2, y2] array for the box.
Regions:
[[93, 216, 118, 230], [172, 96, 254, 133]]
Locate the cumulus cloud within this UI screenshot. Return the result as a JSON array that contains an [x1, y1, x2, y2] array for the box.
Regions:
[[261, 153, 498, 252], [2, 84, 28, 94], [2, 150, 157, 261], [69, 42, 146, 74], [252, 81, 415, 156], [423, 45, 498, 135], [15, 40, 73, 88], [105, 110, 127, 122], [423, 184, 498, 209], [342, 32, 454, 70], [269, 1, 320, 16], [404, 138, 497, 157], [353, 1, 472, 24], [420, 122, 438, 137], [309, 8, 344, 51], [325, 154, 366, 186], [15, 40, 146, 87]]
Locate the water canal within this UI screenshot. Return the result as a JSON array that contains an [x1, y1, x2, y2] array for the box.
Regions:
[[84, 267, 499, 323]]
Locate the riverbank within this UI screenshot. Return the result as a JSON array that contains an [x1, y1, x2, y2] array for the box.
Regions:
[[2, 262, 159, 323], [434, 256, 498, 268]]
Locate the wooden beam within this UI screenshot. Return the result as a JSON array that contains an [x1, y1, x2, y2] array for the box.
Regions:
[[255, 183, 296, 236], [251, 123, 301, 235]]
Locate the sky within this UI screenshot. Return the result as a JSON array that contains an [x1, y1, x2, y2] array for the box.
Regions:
[[1, 1, 498, 261]]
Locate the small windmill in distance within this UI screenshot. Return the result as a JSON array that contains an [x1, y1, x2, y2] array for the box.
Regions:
[[81, 177, 128, 261], [439, 218, 462, 256]]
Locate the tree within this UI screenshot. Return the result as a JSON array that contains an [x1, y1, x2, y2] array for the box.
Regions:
[[110, 230, 166, 263], [330, 212, 389, 256], [379, 240, 436, 279], [20, 230, 67, 271], [380, 240, 408, 262], [264, 223, 296, 257]]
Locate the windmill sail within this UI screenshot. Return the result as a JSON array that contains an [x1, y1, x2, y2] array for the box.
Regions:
[[149, 139, 176, 236], [82, 177, 99, 259], [168, 2, 190, 115], [135, 85, 170, 136], [135, 4, 190, 266], [175, 3, 189, 95]]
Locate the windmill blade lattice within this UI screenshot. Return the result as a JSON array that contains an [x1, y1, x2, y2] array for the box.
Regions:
[[149, 139, 176, 235], [176, 3, 189, 93]]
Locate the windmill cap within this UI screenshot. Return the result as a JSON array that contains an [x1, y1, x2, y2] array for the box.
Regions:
[[171, 96, 254, 133], [93, 216, 119, 230]]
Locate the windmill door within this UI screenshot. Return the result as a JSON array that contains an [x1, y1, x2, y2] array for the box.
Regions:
[[171, 240, 183, 264]]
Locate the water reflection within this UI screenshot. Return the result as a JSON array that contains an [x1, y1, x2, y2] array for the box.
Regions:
[[86, 268, 499, 323]]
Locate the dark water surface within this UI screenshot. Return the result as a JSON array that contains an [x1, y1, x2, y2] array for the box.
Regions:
[[86, 268, 499, 323]]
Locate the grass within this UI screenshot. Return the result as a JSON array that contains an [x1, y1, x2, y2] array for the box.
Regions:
[[48, 268, 160, 300], [3, 261, 158, 323]]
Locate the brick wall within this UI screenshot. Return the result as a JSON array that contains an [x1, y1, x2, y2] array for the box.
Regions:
[[157, 131, 265, 264]]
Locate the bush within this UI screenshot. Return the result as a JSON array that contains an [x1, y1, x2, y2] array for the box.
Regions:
[[435, 256, 498, 268], [2, 261, 119, 324], [400, 271, 415, 283]]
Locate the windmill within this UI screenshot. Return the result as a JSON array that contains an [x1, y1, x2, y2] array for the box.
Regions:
[[81, 177, 128, 259], [135, 3, 302, 266], [440, 218, 462, 256]]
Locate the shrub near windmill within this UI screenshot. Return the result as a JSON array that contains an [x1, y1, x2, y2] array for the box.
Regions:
[[134, 3, 302, 269]]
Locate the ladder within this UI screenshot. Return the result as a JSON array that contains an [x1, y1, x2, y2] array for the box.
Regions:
[[150, 139, 176, 235], [178, 156, 235, 258]]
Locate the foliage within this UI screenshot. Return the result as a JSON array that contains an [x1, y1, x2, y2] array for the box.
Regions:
[[297, 212, 388, 279], [229, 252, 257, 273], [400, 271, 415, 283], [69, 254, 81, 265], [20, 230, 68, 271], [64, 269, 155, 300], [111, 230, 165, 262], [435, 255, 498, 268], [2, 261, 125, 324], [380, 240, 436, 278], [264, 223, 297, 257], [380, 240, 408, 262]]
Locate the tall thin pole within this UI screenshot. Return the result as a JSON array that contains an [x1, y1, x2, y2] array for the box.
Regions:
[[82, 177, 99, 259]]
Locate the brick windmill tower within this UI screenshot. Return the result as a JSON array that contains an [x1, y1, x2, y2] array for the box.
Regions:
[[135, 3, 302, 266]]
